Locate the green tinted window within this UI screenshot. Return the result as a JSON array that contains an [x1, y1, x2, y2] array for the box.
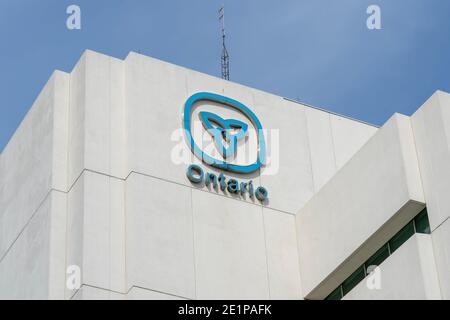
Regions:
[[324, 208, 430, 300], [342, 266, 365, 295], [365, 244, 390, 270], [389, 221, 415, 253], [325, 286, 343, 300], [414, 208, 431, 234]]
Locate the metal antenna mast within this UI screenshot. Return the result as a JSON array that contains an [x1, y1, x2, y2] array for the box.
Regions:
[[219, 5, 230, 80]]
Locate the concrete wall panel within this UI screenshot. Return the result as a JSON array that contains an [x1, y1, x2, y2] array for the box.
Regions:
[[305, 108, 336, 192], [66, 170, 126, 298], [297, 114, 425, 299], [263, 208, 302, 299], [256, 93, 314, 214], [412, 91, 450, 231], [0, 71, 69, 261], [431, 218, 450, 299], [192, 189, 269, 299], [0, 191, 67, 300], [126, 172, 196, 299], [330, 114, 377, 170]]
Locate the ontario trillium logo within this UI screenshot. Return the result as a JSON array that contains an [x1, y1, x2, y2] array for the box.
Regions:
[[183, 92, 266, 174], [181, 92, 269, 202], [199, 111, 249, 160]]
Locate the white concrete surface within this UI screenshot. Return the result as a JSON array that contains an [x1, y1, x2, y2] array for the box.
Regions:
[[263, 208, 302, 299], [192, 189, 269, 299], [47, 191, 68, 300], [72, 285, 186, 300], [256, 94, 315, 213], [0, 191, 67, 300], [412, 91, 450, 231], [68, 51, 126, 186], [68, 170, 126, 294], [411, 91, 450, 300], [296, 114, 425, 299], [0, 71, 69, 261], [0, 192, 52, 299], [304, 108, 337, 192], [330, 114, 377, 170], [126, 172, 196, 299], [72, 285, 125, 300], [430, 218, 450, 299]]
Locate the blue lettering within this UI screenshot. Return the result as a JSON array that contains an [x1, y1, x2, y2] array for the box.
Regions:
[[186, 165, 268, 202], [187, 164, 204, 183]]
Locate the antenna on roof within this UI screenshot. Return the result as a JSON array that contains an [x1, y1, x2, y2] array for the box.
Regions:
[[219, 5, 230, 80]]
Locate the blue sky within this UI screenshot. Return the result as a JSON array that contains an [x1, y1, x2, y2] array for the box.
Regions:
[[1, 0, 449, 152]]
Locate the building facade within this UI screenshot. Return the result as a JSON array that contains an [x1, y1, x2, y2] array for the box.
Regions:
[[0, 50, 449, 300]]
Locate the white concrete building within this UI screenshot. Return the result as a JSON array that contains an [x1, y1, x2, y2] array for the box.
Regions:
[[0, 50, 449, 300]]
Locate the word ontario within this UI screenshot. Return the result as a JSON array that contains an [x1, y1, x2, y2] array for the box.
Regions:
[[186, 164, 269, 202]]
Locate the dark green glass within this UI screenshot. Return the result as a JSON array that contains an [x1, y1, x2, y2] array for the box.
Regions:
[[325, 208, 432, 300], [325, 286, 343, 300], [365, 244, 390, 271], [414, 208, 431, 234], [342, 266, 365, 295], [389, 221, 415, 253]]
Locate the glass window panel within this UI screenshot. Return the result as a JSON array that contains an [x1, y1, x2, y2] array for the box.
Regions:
[[325, 208, 431, 300], [414, 208, 431, 234], [342, 266, 365, 295], [365, 244, 390, 271], [325, 286, 343, 300], [389, 221, 415, 253]]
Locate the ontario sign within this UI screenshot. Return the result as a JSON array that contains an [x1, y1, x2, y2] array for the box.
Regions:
[[183, 92, 269, 202]]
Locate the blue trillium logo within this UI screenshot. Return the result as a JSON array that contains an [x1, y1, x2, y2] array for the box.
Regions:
[[199, 111, 248, 160], [183, 92, 266, 174]]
